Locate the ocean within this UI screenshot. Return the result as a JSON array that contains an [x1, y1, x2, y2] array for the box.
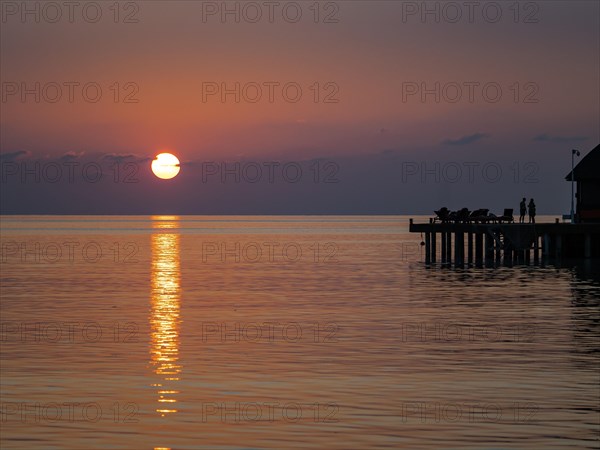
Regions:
[[1, 215, 598, 449]]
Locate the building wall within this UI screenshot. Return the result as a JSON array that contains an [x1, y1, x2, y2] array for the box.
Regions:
[[578, 180, 600, 222]]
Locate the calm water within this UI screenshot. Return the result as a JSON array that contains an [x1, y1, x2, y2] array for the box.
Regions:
[[1, 216, 598, 449]]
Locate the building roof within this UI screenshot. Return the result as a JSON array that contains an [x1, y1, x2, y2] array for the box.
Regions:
[[565, 144, 600, 181]]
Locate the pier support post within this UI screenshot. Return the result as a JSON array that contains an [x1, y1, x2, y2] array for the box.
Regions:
[[441, 232, 447, 263], [467, 232, 473, 265], [495, 237, 502, 262], [503, 233, 511, 265], [446, 232, 452, 265], [585, 234, 591, 259], [431, 232, 436, 263], [504, 245, 512, 265], [543, 233, 550, 259], [475, 233, 483, 265], [484, 232, 494, 262], [534, 236, 540, 263], [556, 234, 562, 259], [455, 232, 464, 267], [425, 232, 431, 264]]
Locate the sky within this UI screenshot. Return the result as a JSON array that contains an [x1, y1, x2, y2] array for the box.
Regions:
[[1, 0, 599, 214]]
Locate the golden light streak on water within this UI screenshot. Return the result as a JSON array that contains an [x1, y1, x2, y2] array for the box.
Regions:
[[150, 216, 182, 417]]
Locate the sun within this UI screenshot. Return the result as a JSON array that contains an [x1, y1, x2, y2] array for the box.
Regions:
[[152, 153, 181, 180]]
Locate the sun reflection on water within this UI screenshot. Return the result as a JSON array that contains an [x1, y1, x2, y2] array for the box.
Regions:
[[150, 216, 182, 417]]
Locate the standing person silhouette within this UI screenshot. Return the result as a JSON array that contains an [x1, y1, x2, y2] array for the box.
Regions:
[[528, 199, 536, 224], [519, 198, 527, 223]]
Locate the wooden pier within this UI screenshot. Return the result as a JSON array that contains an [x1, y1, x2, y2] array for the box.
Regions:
[[409, 219, 600, 266]]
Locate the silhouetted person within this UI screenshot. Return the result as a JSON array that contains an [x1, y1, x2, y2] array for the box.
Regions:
[[528, 199, 536, 224], [519, 198, 527, 223]]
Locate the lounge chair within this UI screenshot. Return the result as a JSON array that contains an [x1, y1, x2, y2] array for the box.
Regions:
[[455, 208, 471, 223], [486, 213, 498, 224], [434, 207, 451, 223], [497, 208, 514, 224], [468, 209, 489, 223]]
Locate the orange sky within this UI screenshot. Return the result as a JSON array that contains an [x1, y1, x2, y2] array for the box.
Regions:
[[1, 1, 598, 161]]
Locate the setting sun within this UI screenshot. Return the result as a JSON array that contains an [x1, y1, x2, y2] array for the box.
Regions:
[[152, 153, 181, 180]]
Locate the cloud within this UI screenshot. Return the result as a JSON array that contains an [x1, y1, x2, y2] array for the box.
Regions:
[[0, 150, 31, 162], [442, 133, 490, 146], [102, 153, 150, 163], [59, 151, 85, 161], [533, 134, 588, 143]]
